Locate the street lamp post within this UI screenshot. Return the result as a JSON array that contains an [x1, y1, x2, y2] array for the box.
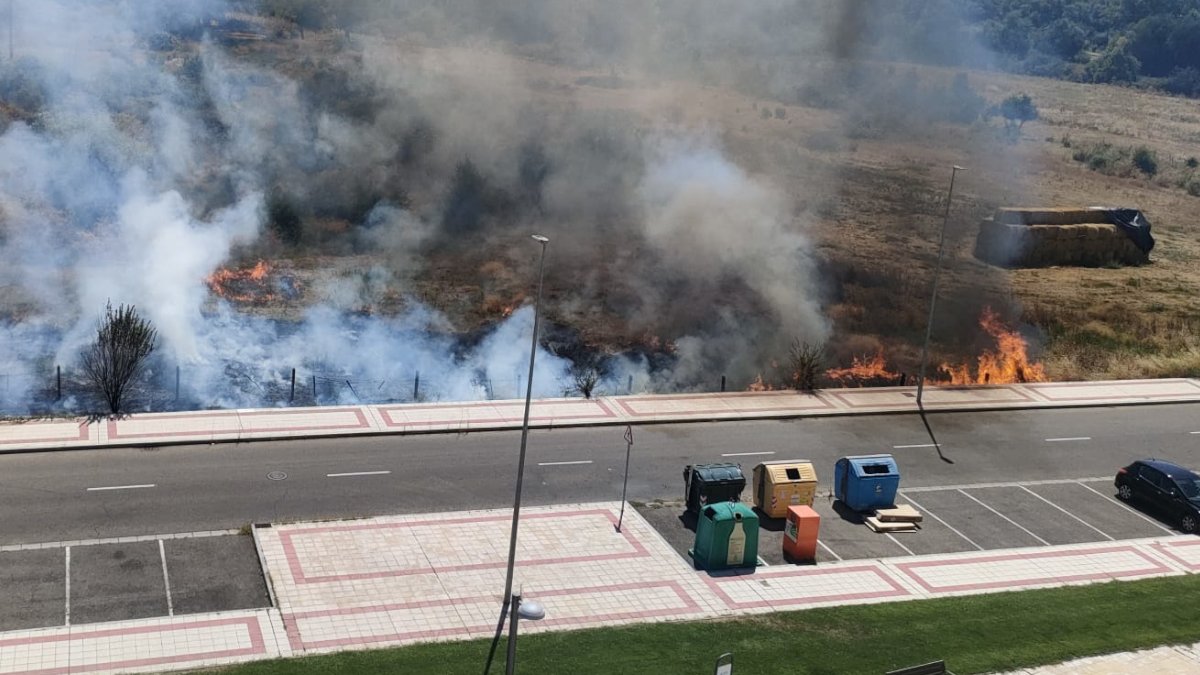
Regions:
[[505, 592, 545, 675], [916, 165, 965, 408], [484, 234, 549, 675]]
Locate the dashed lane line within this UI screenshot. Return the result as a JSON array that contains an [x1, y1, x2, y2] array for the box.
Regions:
[[536, 460, 593, 466], [903, 477, 1111, 493], [86, 484, 156, 491], [64, 546, 71, 626], [159, 539, 174, 616], [957, 489, 1051, 546], [1045, 437, 1092, 442], [893, 444, 939, 449], [1018, 485, 1115, 541], [721, 451, 775, 457], [817, 539, 843, 561], [885, 533, 915, 556], [899, 493, 983, 551], [326, 471, 391, 477], [1074, 480, 1179, 536]]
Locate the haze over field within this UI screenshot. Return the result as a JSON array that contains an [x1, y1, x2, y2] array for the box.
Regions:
[[15, 1, 1193, 413]]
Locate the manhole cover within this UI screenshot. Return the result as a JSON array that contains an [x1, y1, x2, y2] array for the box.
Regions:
[[267, 471, 288, 481]]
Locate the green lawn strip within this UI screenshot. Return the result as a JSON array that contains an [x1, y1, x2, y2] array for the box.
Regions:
[[201, 574, 1200, 675]]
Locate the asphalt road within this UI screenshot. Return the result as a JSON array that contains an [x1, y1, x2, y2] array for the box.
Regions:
[[1, 404, 1198, 545]]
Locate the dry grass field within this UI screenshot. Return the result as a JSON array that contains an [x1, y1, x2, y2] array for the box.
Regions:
[[218, 33, 1200, 383]]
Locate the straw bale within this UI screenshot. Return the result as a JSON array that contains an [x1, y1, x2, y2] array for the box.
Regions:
[[995, 207, 1102, 226], [974, 218, 1149, 268]]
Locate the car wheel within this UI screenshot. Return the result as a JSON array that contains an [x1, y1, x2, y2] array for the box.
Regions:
[[1182, 514, 1198, 534], [1117, 484, 1133, 501]]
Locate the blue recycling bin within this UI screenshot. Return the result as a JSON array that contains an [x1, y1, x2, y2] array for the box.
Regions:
[[834, 454, 900, 512]]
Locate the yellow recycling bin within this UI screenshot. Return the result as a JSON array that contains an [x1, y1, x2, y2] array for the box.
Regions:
[[752, 460, 818, 518]]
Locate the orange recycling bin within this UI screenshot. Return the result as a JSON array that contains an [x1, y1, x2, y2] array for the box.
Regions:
[[782, 505, 820, 562]]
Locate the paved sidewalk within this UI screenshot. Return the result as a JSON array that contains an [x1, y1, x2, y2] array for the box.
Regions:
[[3, 378, 1199, 452], [3, 502, 1200, 674], [999, 641, 1200, 674]]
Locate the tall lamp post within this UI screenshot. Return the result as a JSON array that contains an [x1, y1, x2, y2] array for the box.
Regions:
[[916, 165, 965, 408], [484, 234, 549, 675]]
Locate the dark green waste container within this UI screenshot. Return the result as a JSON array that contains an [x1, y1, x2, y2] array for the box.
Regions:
[[691, 501, 759, 570]]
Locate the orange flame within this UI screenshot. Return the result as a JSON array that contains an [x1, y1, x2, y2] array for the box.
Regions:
[[825, 350, 900, 385], [746, 374, 775, 391], [938, 308, 1046, 385], [205, 260, 276, 303]]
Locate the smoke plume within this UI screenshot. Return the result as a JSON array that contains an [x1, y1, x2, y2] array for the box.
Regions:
[[0, 0, 998, 413]]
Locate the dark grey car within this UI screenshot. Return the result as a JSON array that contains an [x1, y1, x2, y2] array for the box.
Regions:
[[1115, 458, 1200, 534]]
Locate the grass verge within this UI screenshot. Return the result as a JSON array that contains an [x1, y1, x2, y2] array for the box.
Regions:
[[197, 574, 1200, 674]]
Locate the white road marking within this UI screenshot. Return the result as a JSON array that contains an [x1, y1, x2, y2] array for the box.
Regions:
[[326, 471, 392, 477], [87, 484, 155, 492], [958, 489, 1051, 546], [817, 539, 842, 561], [1075, 480, 1179, 536], [1018, 485, 1115, 541], [64, 547, 71, 626], [893, 444, 939, 449], [1045, 437, 1091, 442], [721, 451, 775, 457], [900, 494, 983, 551], [885, 533, 915, 556], [903, 477, 1111, 493], [1190, 431, 1200, 435], [536, 460, 593, 467], [159, 539, 174, 616]]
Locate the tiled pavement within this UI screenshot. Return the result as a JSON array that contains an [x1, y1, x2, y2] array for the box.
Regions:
[[4, 378, 1200, 452], [5, 502, 1198, 674]]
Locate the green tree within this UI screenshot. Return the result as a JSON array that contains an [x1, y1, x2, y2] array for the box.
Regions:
[[1132, 147, 1158, 176], [1087, 40, 1142, 83], [80, 302, 158, 415], [999, 93, 1039, 130]]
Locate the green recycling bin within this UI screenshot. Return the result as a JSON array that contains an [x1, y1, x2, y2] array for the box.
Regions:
[[691, 501, 759, 570]]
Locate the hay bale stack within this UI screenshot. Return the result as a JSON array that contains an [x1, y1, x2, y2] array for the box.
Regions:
[[975, 209, 1149, 268]]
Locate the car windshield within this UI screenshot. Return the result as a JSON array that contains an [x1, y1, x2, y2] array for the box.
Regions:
[[1175, 475, 1200, 499]]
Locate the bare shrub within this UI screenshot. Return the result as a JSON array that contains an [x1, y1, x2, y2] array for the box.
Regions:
[[81, 302, 158, 415], [788, 339, 825, 392]]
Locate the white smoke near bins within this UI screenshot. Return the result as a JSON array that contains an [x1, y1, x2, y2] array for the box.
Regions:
[[0, 0, 987, 413]]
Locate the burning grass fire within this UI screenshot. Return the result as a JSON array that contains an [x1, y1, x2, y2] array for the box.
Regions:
[[204, 260, 277, 304], [825, 350, 900, 385], [824, 308, 1045, 388], [939, 307, 1047, 385]]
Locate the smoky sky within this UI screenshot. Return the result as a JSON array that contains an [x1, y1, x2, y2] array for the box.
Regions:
[[0, 0, 996, 412]]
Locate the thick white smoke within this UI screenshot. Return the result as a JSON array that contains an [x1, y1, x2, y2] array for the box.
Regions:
[[0, 0, 998, 413]]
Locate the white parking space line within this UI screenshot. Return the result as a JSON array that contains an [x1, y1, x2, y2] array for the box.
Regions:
[[903, 477, 1111, 493], [326, 471, 392, 477], [957, 489, 1051, 546], [817, 539, 843, 561], [64, 546, 71, 626], [536, 460, 593, 466], [721, 451, 775, 457], [900, 494, 983, 551], [1075, 480, 1179, 536], [1018, 485, 1115, 541], [86, 484, 156, 491], [893, 444, 939, 449], [159, 539, 174, 616], [1045, 437, 1091, 442], [885, 533, 915, 556]]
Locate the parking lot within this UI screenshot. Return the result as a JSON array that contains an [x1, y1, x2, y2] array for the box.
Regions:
[[637, 475, 1185, 567], [0, 533, 270, 631]]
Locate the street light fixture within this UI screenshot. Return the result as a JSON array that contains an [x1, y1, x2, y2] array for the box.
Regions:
[[484, 234, 549, 675], [505, 592, 546, 675], [916, 165, 965, 408]]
